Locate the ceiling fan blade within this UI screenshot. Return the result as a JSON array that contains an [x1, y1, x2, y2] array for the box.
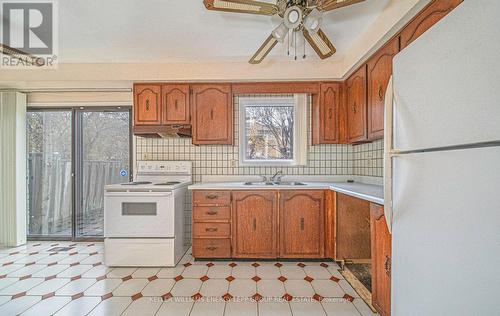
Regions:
[[249, 34, 278, 64], [0, 43, 45, 66], [203, 0, 279, 15], [318, 0, 365, 12], [303, 29, 336, 59]]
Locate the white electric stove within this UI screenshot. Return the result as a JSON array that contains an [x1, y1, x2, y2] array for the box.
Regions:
[[104, 161, 191, 267]]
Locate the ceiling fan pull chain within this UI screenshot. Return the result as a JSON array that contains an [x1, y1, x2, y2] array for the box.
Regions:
[[287, 29, 291, 56], [294, 31, 297, 60]]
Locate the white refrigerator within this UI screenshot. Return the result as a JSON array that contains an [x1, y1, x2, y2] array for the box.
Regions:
[[385, 0, 500, 315]]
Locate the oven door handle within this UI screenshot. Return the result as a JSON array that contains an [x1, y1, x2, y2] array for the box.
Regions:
[[104, 191, 173, 198]]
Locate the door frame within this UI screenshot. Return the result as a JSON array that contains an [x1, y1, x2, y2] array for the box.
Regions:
[[26, 106, 132, 241]]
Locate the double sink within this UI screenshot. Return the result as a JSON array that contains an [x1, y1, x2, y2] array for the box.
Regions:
[[243, 181, 306, 186]]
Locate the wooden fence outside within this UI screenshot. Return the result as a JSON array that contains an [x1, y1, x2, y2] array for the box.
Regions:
[[27, 153, 127, 236]]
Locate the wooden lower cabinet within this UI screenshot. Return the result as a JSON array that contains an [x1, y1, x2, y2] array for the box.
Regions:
[[336, 193, 371, 260], [232, 191, 278, 258], [370, 203, 391, 316], [280, 190, 325, 258], [192, 239, 231, 259]]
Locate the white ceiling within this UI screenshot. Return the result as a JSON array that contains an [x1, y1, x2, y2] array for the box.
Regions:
[[58, 0, 390, 63]]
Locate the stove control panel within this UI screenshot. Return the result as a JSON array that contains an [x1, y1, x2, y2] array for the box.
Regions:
[[137, 161, 192, 174]]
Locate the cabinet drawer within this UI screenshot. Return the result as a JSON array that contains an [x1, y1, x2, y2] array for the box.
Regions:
[[193, 206, 230, 221], [192, 238, 231, 258], [193, 191, 230, 205], [193, 223, 230, 238]]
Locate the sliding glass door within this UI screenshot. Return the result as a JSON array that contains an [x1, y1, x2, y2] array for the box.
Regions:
[[27, 110, 73, 238], [76, 110, 131, 238], [26, 107, 131, 240]]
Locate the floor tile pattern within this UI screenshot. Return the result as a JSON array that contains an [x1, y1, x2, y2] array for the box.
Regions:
[[0, 242, 377, 315]]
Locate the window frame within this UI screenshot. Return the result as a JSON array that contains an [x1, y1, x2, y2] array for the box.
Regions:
[[238, 95, 307, 166]]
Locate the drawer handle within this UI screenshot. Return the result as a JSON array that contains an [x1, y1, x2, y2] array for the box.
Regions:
[[210, 109, 214, 120], [206, 210, 218, 215], [300, 217, 305, 231], [175, 99, 178, 110], [384, 255, 391, 276], [205, 227, 218, 232], [378, 86, 384, 101], [145, 99, 150, 111], [206, 246, 218, 251], [328, 108, 333, 119], [206, 194, 218, 200], [253, 218, 257, 231], [352, 102, 357, 113]]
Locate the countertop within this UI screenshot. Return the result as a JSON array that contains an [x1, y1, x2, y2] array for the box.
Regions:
[[188, 181, 384, 205]]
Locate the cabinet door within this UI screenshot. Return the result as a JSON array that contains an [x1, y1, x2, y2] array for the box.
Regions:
[[232, 191, 278, 258], [367, 38, 399, 140], [400, 0, 463, 50], [280, 190, 325, 258], [191, 84, 233, 145], [370, 203, 391, 316], [346, 65, 368, 143], [336, 193, 371, 260], [134, 84, 161, 126], [162, 84, 190, 124], [316, 83, 341, 144]]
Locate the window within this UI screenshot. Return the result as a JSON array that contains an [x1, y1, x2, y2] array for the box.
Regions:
[[239, 95, 307, 166]]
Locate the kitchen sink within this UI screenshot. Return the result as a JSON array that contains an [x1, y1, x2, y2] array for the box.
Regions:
[[243, 181, 306, 186]]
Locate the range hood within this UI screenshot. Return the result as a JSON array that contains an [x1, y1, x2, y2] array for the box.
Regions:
[[133, 124, 192, 138]]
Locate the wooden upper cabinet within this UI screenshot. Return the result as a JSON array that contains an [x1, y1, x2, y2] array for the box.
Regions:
[[279, 190, 325, 258], [313, 83, 342, 144], [346, 65, 368, 143], [162, 84, 190, 124], [367, 38, 399, 140], [232, 191, 278, 259], [370, 203, 391, 316], [191, 84, 233, 145], [400, 0, 463, 50], [134, 84, 162, 126]]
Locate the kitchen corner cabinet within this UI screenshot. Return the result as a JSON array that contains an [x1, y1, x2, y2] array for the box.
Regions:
[[367, 37, 399, 140], [134, 84, 162, 126], [162, 84, 190, 124], [400, 0, 463, 50], [370, 203, 391, 316], [280, 190, 325, 258], [191, 84, 233, 145], [346, 65, 368, 143], [232, 191, 278, 259], [336, 193, 370, 260], [312, 82, 343, 144]]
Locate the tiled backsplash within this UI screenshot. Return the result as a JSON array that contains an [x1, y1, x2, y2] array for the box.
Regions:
[[135, 94, 383, 244]]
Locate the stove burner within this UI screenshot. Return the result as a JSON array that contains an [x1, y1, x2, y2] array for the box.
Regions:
[[121, 181, 152, 185], [154, 181, 182, 186]]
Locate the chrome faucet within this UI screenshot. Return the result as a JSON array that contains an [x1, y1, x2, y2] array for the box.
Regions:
[[270, 171, 283, 184]]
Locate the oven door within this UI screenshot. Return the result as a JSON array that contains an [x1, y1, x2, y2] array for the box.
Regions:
[[104, 191, 174, 238]]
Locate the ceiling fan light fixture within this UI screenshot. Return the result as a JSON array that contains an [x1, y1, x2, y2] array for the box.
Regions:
[[304, 8, 322, 34], [272, 22, 288, 43], [283, 6, 303, 29]]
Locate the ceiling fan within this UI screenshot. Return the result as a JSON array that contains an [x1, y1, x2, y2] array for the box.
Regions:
[[203, 0, 365, 64]]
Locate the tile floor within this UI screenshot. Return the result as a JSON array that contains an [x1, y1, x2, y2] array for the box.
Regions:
[[0, 242, 377, 316]]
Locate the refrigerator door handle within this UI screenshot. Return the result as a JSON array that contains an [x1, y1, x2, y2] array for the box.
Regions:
[[384, 75, 394, 234]]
